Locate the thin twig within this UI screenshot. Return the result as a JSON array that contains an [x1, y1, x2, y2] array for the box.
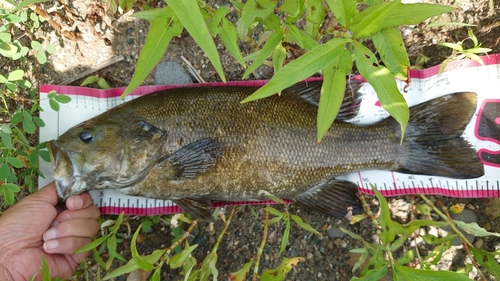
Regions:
[[164, 218, 199, 258], [181, 56, 206, 83], [59, 55, 124, 85], [253, 206, 269, 281]]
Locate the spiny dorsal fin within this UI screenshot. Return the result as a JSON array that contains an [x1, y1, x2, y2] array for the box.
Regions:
[[286, 80, 362, 122]]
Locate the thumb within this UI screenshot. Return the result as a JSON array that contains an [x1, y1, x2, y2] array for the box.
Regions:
[[24, 182, 59, 207]]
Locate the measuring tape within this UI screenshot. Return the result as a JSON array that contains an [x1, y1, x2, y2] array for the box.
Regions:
[[39, 54, 500, 215]]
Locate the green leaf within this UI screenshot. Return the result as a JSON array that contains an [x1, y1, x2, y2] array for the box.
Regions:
[[351, 265, 388, 281], [280, 0, 304, 23], [4, 183, 20, 192], [169, 244, 198, 269], [8, 69, 24, 81], [33, 116, 45, 127], [471, 248, 500, 279], [243, 28, 283, 79], [379, 3, 455, 31], [279, 217, 291, 254], [23, 117, 36, 134], [54, 94, 71, 103], [31, 40, 42, 50], [350, 1, 398, 39], [286, 23, 318, 51], [121, 7, 182, 98], [131, 225, 155, 270], [304, 0, 325, 36], [39, 150, 50, 162], [29, 149, 39, 166], [2, 124, 12, 135], [36, 50, 47, 64], [239, 0, 275, 40], [0, 163, 11, 180], [0, 33, 12, 43], [259, 190, 285, 204], [393, 263, 472, 281], [7, 157, 23, 168], [272, 43, 286, 74], [49, 99, 60, 111], [41, 254, 51, 281], [107, 234, 127, 262], [75, 235, 109, 254], [370, 184, 397, 244], [261, 257, 305, 281], [353, 41, 408, 140], [325, 0, 356, 27], [242, 38, 349, 103], [132, 8, 163, 21], [265, 206, 284, 217], [209, 7, 245, 67], [372, 28, 409, 81], [454, 221, 500, 237], [46, 90, 57, 99], [290, 214, 320, 235], [1, 130, 11, 150], [46, 43, 56, 54], [228, 258, 254, 281], [97, 78, 111, 89], [109, 212, 125, 233], [166, 0, 226, 82], [317, 48, 352, 142], [81, 75, 101, 86]]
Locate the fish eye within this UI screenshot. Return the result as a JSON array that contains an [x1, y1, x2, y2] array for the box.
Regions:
[[79, 130, 94, 143]]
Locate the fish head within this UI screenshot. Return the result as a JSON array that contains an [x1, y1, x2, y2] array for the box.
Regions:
[[47, 119, 166, 201]]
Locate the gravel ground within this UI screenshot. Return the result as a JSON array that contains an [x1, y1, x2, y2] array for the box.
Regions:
[[9, 0, 500, 280]]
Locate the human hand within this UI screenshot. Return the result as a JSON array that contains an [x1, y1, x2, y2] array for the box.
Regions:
[[0, 182, 100, 281]]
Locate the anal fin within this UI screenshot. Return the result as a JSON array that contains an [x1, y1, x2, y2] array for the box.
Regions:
[[175, 198, 213, 221], [296, 179, 362, 217]]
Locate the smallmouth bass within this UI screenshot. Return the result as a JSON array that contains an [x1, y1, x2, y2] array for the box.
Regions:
[[47, 81, 484, 220]]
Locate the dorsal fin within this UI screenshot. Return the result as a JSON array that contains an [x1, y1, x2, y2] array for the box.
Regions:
[[286, 80, 362, 122]]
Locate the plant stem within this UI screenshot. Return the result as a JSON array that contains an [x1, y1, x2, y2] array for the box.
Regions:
[[253, 206, 269, 281], [434, 197, 486, 281], [164, 218, 199, 258]]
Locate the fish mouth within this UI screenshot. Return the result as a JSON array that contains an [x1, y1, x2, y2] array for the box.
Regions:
[[47, 140, 80, 201]]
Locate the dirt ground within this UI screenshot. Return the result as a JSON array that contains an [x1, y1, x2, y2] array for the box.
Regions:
[[13, 0, 500, 280]]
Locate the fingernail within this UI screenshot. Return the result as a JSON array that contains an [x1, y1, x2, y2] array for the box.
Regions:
[[44, 240, 59, 251], [43, 228, 57, 241], [69, 196, 83, 209]]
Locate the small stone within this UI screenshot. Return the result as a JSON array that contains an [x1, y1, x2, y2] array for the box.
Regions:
[[193, 235, 207, 247], [327, 225, 345, 238], [290, 247, 297, 257], [474, 238, 483, 248], [483, 223, 492, 231], [306, 252, 314, 259], [319, 246, 325, 254], [154, 61, 193, 85]]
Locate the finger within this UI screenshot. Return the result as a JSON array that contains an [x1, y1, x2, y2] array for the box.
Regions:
[[43, 218, 99, 242], [43, 236, 94, 256], [65, 192, 95, 211], [53, 205, 101, 225]]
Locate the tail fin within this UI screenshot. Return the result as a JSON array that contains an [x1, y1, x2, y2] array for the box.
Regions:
[[395, 92, 484, 179]]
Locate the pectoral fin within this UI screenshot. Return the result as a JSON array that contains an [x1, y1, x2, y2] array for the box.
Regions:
[[161, 138, 221, 180], [296, 179, 362, 217], [175, 198, 213, 221]]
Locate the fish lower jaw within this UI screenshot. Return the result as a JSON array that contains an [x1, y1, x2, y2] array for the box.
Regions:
[[55, 177, 82, 200]]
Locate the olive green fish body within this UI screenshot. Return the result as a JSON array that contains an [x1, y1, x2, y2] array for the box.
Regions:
[[48, 82, 484, 219], [109, 87, 397, 200]]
